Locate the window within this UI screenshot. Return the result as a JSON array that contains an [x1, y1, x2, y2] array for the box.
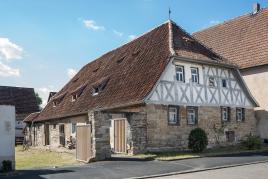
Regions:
[[208, 77, 215, 87], [236, 108, 245, 122], [191, 67, 199, 83], [222, 79, 227, 88], [71, 94, 78, 102], [53, 124, 56, 129], [176, 65, 185, 82], [53, 101, 57, 107], [72, 123, 77, 133], [226, 131, 235, 142], [221, 107, 230, 122], [92, 77, 110, 96], [187, 106, 198, 125], [168, 106, 179, 125]]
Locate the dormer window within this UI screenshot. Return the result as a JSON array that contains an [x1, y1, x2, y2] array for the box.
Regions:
[[53, 101, 57, 107], [71, 94, 78, 102], [91, 76, 110, 96], [51, 92, 67, 107]]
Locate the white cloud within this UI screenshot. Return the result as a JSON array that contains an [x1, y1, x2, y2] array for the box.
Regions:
[[0, 38, 23, 61], [113, 30, 123, 37], [36, 86, 56, 107], [209, 20, 221, 25], [128, 35, 137, 41], [0, 62, 20, 77], [67, 68, 77, 79], [83, 20, 105, 31]]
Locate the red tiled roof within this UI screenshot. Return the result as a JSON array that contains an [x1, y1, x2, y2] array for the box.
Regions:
[[23, 112, 40, 123], [35, 21, 231, 121], [193, 7, 268, 69]]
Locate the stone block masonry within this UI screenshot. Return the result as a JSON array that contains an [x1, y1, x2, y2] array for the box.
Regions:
[[145, 104, 256, 151]]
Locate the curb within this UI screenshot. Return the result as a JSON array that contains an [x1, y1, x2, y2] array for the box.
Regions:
[[125, 159, 268, 179], [154, 150, 268, 162]]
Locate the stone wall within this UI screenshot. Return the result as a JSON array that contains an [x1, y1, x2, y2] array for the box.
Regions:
[[90, 111, 111, 161], [145, 104, 256, 151], [126, 112, 147, 154], [32, 114, 88, 148]]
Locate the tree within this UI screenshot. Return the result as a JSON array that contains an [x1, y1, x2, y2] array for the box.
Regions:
[[35, 93, 42, 110]]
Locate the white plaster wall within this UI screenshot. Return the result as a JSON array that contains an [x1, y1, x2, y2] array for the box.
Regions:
[[241, 66, 268, 139], [0, 105, 15, 170], [148, 60, 254, 108]]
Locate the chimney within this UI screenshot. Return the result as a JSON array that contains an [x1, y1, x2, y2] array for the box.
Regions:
[[253, 3, 261, 14]]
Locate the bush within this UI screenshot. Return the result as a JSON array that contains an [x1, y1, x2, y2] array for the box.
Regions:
[[1, 160, 12, 173], [188, 128, 208, 153], [242, 134, 262, 150]]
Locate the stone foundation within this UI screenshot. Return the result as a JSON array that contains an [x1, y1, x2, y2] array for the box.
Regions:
[[27, 104, 256, 161], [145, 104, 256, 151]]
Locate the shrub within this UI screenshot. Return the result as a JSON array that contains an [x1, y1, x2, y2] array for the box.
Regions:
[[188, 128, 208, 153], [1, 160, 12, 173], [242, 134, 262, 150]]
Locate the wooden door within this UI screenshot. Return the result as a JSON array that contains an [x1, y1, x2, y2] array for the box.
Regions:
[[44, 124, 50, 145], [76, 125, 91, 162], [59, 124, 65, 146], [114, 119, 126, 153]]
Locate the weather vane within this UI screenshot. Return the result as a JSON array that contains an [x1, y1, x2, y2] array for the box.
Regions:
[[169, 7, 171, 20]]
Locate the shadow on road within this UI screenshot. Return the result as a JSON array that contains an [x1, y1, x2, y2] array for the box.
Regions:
[[4, 169, 74, 179]]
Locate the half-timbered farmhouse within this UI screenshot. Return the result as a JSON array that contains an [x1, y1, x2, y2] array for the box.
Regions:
[[193, 3, 268, 140], [24, 20, 258, 161]]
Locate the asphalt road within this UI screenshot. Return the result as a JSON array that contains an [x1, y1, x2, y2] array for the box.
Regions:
[[3, 152, 268, 179], [156, 162, 268, 179]]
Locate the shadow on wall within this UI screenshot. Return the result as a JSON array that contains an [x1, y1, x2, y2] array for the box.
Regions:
[[256, 109, 268, 141]]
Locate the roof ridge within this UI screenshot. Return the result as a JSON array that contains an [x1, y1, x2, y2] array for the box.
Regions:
[[0, 85, 34, 90], [168, 20, 175, 55], [171, 20, 228, 63], [193, 6, 268, 34]]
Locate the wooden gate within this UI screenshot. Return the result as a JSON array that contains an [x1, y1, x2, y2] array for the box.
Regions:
[[114, 119, 126, 153], [76, 125, 91, 162]]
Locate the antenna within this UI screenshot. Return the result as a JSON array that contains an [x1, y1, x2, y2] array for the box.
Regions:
[[168, 7, 171, 20]]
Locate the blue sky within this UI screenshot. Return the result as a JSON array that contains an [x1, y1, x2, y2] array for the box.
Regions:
[[0, 0, 267, 106]]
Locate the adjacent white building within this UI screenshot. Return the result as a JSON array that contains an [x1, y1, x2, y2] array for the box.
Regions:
[[0, 105, 15, 170]]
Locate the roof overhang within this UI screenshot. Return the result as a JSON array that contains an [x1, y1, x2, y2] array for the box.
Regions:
[[172, 56, 238, 69]]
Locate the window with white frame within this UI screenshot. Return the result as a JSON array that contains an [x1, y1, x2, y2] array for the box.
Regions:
[[221, 107, 230, 122], [208, 76, 215, 87], [187, 107, 198, 125], [191, 67, 199, 83], [236, 108, 245, 121], [168, 106, 179, 125], [176, 65, 185, 82]]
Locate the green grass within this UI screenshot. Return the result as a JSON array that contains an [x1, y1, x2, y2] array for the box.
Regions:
[[137, 144, 268, 161], [15, 146, 78, 170]]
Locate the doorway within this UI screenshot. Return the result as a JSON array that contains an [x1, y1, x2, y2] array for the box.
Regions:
[[112, 118, 126, 153], [44, 124, 50, 145], [59, 124, 65, 146], [76, 125, 92, 162]]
